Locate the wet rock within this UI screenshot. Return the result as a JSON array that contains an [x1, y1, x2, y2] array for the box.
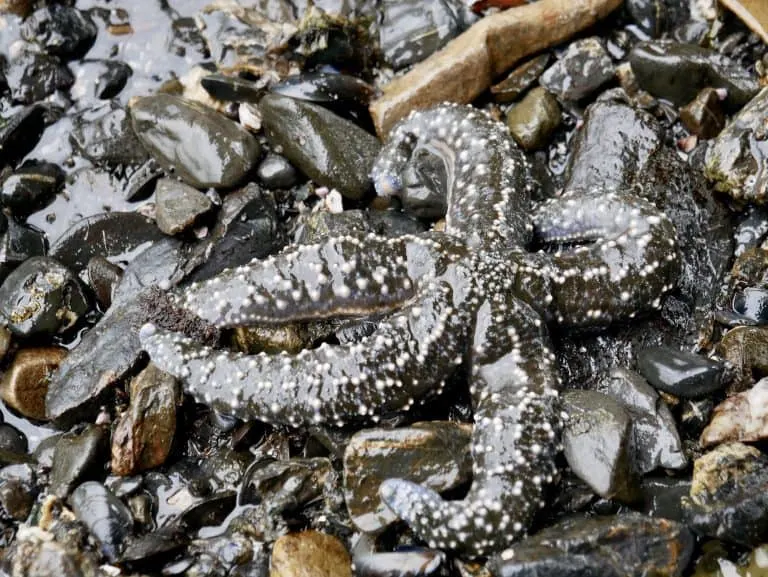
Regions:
[[705, 87, 768, 205], [561, 390, 640, 502], [0, 161, 64, 218], [154, 178, 213, 236], [491, 54, 550, 103], [641, 477, 691, 523], [4, 525, 102, 577], [257, 154, 299, 189], [680, 88, 725, 140], [21, 6, 97, 60], [353, 549, 448, 577], [487, 513, 694, 577], [260, 93, 380, 200], [0, 464, 36, 521], [111, 363, 179, 476], [369, 0, 624, 137], [0, 215, 45, 285], [540, 37, 615, 101], [506, 86, 561, 151], [0, 105, 47, 169], [0, 347, 67, 421], [271, 531, 352, 577], [200, 73, 267, 104], [50, 211, 165, 273], [87, 256, 122, 309], [732, 287, 768, 325], [597, 368, 686, 473], [240, 457, 332, 516], [0, 424, 28, 458], [682, 443, 768, 547], [130, 94, 261, 189], [629, 40, 759, 109], [680, 398, 715, 437], [69, 481, 133, 562], [71, 59, 132, 100], [344, 421, 473, 532], [0, 256, 88, 338], [700, 378, 768, 447], [379, 0, 469, 70], [716, 326, 768, 390], [5, 48, 74, 105], [49, 425, 108, 498], [720, 0, 768, 44], [636, 347, 728, 398], [70, 101, 150, 169], [626, 0, 690, 37], [182, 183, 283, 284]]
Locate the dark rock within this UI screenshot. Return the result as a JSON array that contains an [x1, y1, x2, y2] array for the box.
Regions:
[[123, 158, 164, 202], [240, 457, 332, 514], [682, 443, 768, 547], [626, 0, 690, 37], [271, 531, 351, 577], [561, 390, 640, 503], [680, 88, 725, 140], [200, 72, 268, 103], [629, 40, 759, 109], [491, 54, 551, 103], [21, 6, 97, 60], [70, 101, 149, 169], [154, 178, 213, 236], [45, 241, 189, 426], [636, 347, 728, 398], [71, 59, 132, 100], [640, 477, 691, 523], [260, 93, 380, 200], [69, 481, 133, 562], [732, 287, 768, 325], [344, 421, 472, 532], [49, 425, 108, 498], [0, 216, 46, 284], [182, 183, 283, 284], [716, 326, 768, 391], [0, 105, 47, 169], [87, 256, 123, 309], [597, 368, 686, 473], [487, 513, 694, 577], [111, 363, 179, 476], [379, 0, 468, 70], [257, 154, 299, 189], [130, 94, 261, 189], [700, 377, 768, 447], [0, 347, 67, 421], [0, 161, 64, 218], [5, 48, 74, 105], [0, 423, 27, 458], [0, 256, 88, 338], [506, 86, 561, 151], [705, 87, 768, 205], [539, 37, 615, 101], [680, 398, 714, 437], [50, 211, 165, 273], [0, 464, 36, 520]]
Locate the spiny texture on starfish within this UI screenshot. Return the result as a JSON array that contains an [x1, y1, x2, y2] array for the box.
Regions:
[[141, 102, 680, 557]]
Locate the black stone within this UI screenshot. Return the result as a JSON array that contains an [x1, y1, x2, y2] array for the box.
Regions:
[[0, 161, 64, 217], [257, 154, 299, 190], [21, 6, 97, 60], [636, 346, 727, 398]]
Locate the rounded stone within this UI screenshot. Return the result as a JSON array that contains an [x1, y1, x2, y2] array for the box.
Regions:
[[271, 531, 351, 577], [0, 347, 67, 421]]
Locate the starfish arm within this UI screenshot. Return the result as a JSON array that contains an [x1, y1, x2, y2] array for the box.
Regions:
[[533, 190, 681, 327], [140, 281, 470, 428], [179, 233, 426, 328], [380, 294, 561, 556]]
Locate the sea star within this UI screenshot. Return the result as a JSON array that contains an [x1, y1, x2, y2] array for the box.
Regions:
[[140, 103, 679, 556]]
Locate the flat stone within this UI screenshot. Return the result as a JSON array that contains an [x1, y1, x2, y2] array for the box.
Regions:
[[154, 178, 213, 235], [271, 531, 351, 577], [49, 425, 108, 498], [0, 347, 67, 421], [343, 421, 472, 532], [540, 37, 615, 101], [636, 346, 727, 398]]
